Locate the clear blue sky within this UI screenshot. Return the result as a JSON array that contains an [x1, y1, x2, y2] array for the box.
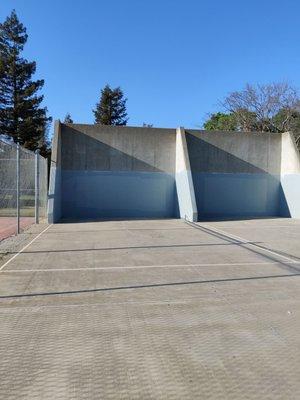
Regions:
[[1, 0, 300, 131]]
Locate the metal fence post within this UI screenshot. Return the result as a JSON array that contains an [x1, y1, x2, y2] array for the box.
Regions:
[[16, 142, 20, 234], [35, 149, 40, 224]]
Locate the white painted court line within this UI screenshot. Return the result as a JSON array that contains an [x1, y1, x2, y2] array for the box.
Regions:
[[0, 224, 52, 272], [196, 222, 298, 264], [1, 260, 298, 273]]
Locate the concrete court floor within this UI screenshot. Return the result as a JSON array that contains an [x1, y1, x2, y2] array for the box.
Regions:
[[0, 218, 300, 399]]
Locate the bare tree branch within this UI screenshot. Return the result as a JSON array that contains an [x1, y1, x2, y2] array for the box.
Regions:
[[220, 83, 300, 139]]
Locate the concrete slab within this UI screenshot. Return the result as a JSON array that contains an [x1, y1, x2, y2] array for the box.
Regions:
[[199, 218, 300, 259], [0, 218, 300, 399]]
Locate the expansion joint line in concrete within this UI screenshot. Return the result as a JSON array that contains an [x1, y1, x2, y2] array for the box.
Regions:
[[185, 220, 298, 265]]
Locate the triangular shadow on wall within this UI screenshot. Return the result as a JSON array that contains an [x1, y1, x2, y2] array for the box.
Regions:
[[186, 133, 291, 220]]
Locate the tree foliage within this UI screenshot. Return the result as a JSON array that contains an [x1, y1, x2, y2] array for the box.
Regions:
[[93, 84, 128, 126], [0, 10, 51, 152], [203, 112, 237, 131], [204, 83, 300, 147], [142, 122, 153, 127], [64, 113, 73, 123]]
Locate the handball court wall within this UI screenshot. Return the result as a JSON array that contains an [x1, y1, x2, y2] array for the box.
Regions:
[[48, 122, 300, 222]]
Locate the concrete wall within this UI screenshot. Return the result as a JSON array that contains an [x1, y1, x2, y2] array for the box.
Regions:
[[175, 127, 197, 221], [48, 122, 300, 222], [47, 121, 62, 223], [280, 132, 300, 218], [59, 124, 179, 220], [186, 130, 283, 219]]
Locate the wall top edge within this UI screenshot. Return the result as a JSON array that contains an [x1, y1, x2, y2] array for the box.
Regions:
[[59, 122, 176, 132], [185, 129, 285, 137], [55, 121, 289, 137]]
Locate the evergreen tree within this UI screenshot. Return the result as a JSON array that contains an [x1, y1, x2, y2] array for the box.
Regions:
[[0, 10, 51, 150], [64, 113, 73, 123], [93, 84, 128, 125]]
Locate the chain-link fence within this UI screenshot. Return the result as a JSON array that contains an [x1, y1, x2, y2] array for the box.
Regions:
[[0, 137, 48, 241]]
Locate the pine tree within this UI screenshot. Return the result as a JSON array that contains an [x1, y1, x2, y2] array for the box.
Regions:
[[64, 113, 73, 123], [0, 10, 51, 150], [93, 84, 128, 125]]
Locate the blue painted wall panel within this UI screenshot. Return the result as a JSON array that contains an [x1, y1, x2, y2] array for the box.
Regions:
[[192, 173, 281, 219], [61, 170, 178, 219]]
